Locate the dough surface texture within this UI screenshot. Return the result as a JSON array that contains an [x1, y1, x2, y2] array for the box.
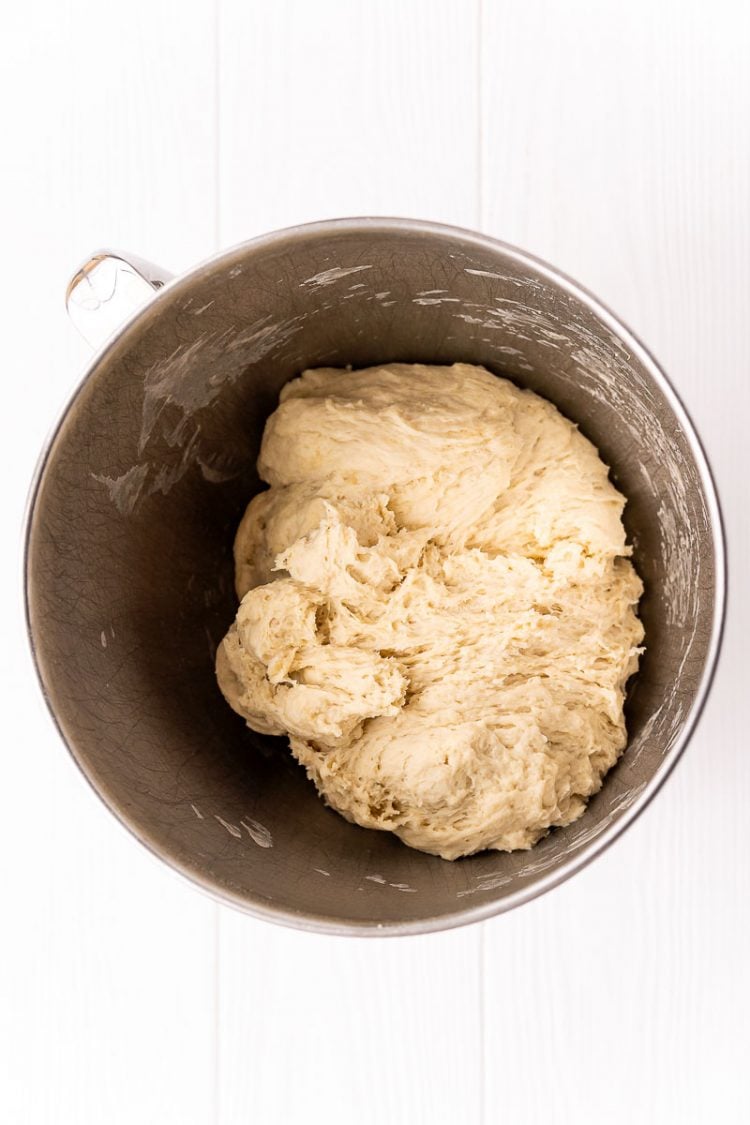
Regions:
[[216, 363, 643, 859]]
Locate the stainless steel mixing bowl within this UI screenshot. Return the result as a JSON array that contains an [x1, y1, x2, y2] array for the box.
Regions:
[[25, 219, 725, 934]]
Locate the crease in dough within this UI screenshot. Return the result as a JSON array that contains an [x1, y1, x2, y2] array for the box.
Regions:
[[216, 363, 644, 860]]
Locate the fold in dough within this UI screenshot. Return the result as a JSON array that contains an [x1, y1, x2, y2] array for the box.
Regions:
[[216, 363, 644, 859]]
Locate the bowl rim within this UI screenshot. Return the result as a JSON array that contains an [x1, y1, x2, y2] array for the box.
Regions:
[[23, 216, 728, 937]]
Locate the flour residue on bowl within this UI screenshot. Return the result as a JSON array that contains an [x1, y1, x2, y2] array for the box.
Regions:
[[301, 264, 373, 288], [91, 313, 310, 515], [240, 818, 273, 848], [212, 813, 273, 848]]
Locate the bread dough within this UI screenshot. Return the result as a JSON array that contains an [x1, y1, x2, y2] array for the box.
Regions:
[[216, 363, 643, 859]]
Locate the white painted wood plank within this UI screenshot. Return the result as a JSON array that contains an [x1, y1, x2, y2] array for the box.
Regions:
[[218, 0, 481, 246], [217, 4, 483, 1123], [219, 918, 482, 1125], [481, 2, 750, 1121], [1, 3, 219, 1122]]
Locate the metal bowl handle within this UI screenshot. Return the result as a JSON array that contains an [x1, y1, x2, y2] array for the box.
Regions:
[[65, 250, 172, 350]]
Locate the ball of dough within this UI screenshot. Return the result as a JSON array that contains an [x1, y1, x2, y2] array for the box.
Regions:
[[217, 363, 643, 859]]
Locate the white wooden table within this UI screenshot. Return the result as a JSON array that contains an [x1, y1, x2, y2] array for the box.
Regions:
[[2, 2, 748, 1121]]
